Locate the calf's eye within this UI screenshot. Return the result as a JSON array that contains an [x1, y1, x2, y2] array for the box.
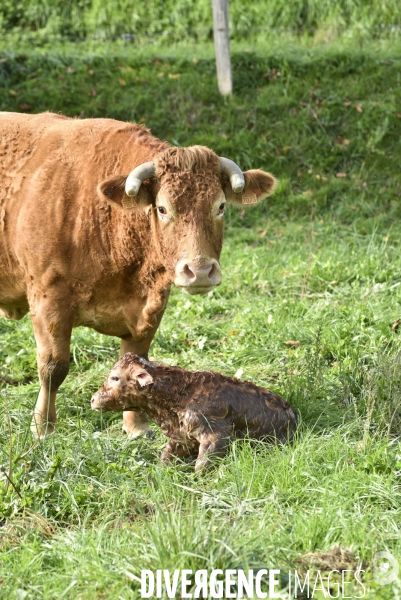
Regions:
[[111, 376, 119, 382], [218, 203, 226, 215], [158, 206, 167, 216]]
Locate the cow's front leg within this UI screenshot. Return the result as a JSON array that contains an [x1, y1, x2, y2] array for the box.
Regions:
[[30, 297, 74, 438], [122, 410, 153, 438], [120, 334, 155, 438], [120, 289, 169, 437]]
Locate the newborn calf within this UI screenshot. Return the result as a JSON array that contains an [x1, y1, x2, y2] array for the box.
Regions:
[[91, 353, 297, 472]]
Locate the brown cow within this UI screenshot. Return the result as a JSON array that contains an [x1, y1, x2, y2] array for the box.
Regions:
[[91, 354, 297, 472], [0, 111, 276, 438]]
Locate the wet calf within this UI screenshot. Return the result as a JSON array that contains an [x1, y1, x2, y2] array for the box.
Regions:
[[91, 353, 297, 472]]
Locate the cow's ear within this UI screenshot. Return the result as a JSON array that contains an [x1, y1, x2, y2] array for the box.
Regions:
[[223, 169, 277, 207], [97, 175, 154, 210], [134, 369, 153, 388]]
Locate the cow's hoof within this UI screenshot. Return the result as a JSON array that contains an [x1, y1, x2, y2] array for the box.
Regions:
[[30, 421, 55, 439], [122, 424, 153, 439]]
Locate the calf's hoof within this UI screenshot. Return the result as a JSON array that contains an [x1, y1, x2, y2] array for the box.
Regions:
[[194, 458, 209, 473]]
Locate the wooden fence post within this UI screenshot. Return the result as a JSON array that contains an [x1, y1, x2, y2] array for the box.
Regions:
[[212, 0, 232, 96]]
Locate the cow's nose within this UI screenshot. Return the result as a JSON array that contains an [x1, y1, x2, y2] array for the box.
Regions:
[[174, 259, 222, 293]]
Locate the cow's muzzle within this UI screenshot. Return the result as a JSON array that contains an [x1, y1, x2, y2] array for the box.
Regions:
[[174, 259, 222, 295]]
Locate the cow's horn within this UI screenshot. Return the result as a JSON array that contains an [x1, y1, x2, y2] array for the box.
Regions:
[[219, 157, 245, 193], [125, 162, 156, 197]]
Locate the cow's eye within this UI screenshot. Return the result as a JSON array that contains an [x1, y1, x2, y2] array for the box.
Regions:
[[217, 203, 226, 215], [111, 376, 119, 382], [157, 206, 167, 216]]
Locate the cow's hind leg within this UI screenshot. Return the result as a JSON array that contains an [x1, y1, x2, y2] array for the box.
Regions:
[[30, 296, 74, 438]]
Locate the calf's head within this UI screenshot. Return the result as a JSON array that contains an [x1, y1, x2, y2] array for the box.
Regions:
[[98, 146, 276, 295], [91, 354, 153, 412]]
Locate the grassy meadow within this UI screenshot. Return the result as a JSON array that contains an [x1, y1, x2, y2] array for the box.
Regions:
[[1, 29, 401, 599], [1, 0, 401, 40]]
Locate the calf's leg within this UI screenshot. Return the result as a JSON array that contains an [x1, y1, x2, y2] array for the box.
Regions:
[[30, 297, 74, 438], [195, 436, 230, 473], [160, 439, 196, 464]]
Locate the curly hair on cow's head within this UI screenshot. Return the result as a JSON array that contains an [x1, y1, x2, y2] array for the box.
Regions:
[[155, 146, 220, 176]]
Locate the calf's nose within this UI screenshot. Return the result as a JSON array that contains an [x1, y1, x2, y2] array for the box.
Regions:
[[91, 394, 100, 409]]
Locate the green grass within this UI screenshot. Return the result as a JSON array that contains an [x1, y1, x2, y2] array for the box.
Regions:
[[1, 35, 401, 598], [1, 0, 401, 40]]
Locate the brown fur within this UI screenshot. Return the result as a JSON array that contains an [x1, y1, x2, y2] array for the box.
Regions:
[[0, 111, 277, 436], [91, 354, 298, 472]]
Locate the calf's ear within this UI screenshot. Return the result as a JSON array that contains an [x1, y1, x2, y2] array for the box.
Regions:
[[223, 169, 277, 207], [134, 369, 154, 387], [97, 175, 155, 210]]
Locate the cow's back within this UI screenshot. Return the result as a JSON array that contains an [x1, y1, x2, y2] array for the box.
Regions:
[[0, 112, 166, 316]]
